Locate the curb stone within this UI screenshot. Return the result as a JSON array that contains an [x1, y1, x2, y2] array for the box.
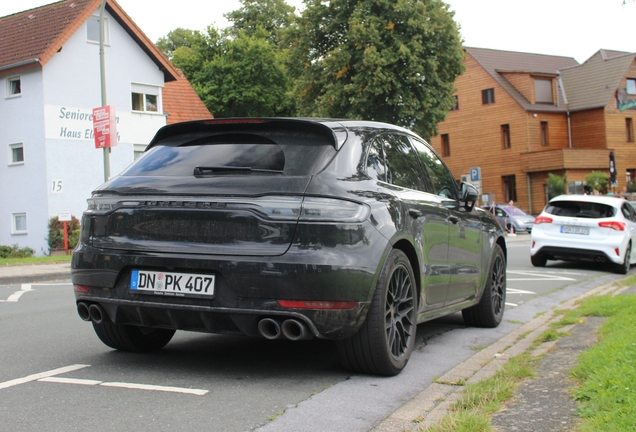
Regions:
[[371, 279, 626, 432]]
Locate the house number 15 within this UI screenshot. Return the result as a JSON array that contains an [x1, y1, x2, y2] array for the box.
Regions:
[[51, 179, 63, 193]]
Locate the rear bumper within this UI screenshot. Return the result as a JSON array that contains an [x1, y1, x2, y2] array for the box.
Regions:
[[530, 230, 626, 265], [71, 221, 388, 339]]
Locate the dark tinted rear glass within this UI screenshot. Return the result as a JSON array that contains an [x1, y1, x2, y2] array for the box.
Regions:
[[121, 131, 336, 177], [545, 201, 615, 218]]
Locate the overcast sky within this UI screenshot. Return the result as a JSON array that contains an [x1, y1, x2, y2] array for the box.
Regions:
[[1, 0, 634, 63]]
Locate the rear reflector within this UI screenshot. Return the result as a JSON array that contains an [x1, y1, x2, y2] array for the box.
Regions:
[[598, 221, 625, 231], [74, 285, 90, 293], [278, 300, 358, 310]]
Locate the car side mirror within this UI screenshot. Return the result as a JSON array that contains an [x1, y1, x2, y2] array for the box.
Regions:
[[460, 182, 478, 211]]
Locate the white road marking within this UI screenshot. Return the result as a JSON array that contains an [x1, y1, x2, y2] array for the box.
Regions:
[[39, 377, 102, 386], [2, 364, 208, 396], [0, 364, 90, 390], [507, 288, 536, 295], [507, 270, 576, 281], [100, 382, 209, 395], [1, 284, 34, 302], [505, 302, 518, 307]]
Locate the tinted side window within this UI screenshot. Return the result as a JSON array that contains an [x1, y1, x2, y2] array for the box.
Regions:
[[366, 139, 388, 182], [409, 138, 458, 199], [381, 135, 427, 191]]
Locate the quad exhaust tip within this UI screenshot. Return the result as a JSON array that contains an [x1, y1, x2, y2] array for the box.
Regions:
[[258, 318, 313, 341], [76, 302, 106, 324]]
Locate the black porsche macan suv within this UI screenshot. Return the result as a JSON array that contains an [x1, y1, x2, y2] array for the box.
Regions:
[[72, 118, 507, 376]]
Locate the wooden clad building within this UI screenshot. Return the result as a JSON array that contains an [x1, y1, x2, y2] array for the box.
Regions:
[[430, 47, 636, 214]]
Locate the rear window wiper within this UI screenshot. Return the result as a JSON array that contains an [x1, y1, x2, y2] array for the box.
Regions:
[[194, 166, 283, 176]]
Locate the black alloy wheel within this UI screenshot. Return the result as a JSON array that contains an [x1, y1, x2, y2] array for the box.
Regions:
[[337, 249, 417, 376], [462, 244, 506, 328]]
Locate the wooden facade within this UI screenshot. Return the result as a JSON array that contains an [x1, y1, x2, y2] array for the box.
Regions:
[[430, 49, 636, 215]]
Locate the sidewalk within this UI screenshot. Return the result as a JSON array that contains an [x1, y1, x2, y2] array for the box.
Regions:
[[372, 278, 632, 432], [0, 262, 71, 285]]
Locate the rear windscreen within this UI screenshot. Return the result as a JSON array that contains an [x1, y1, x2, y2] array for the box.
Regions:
[[121, 131, 336, 177], [545, 201, 616, 218]]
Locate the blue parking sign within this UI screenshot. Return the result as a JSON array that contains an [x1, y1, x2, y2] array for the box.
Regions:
[[470, 167, 481, 181]]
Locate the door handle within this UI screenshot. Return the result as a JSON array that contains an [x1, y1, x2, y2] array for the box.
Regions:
[[408, 209, 422, 219]]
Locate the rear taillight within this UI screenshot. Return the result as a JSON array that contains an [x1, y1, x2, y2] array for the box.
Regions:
[[598, 221, 625, 231], [74, 285, 90, 293], [534, 216, 553, 225], [277, 300, 358, 310]]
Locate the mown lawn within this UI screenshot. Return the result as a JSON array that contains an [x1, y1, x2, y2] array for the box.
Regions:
[[0, 255, 71, 266]]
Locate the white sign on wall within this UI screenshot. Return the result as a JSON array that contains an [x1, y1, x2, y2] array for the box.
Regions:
[[44, 105, 165, 144]]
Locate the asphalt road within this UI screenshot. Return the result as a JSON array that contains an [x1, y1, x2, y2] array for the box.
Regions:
[[0, 235, 626, 431]]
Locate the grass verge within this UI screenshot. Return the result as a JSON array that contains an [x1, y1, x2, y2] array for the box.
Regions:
[[568, 293, 636, 431], [422, 276, 636, 432], [0, 255, 72, 266], [423, 354, 535, 432]]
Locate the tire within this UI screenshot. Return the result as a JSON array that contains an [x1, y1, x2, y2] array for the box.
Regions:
[[531, 254, 547, 267], [92, 320, 175, 352], [336, 249, 417, 376], [614, 243, 631, 275], [462, 244, 506, 328]]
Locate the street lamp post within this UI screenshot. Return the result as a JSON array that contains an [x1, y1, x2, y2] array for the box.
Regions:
[[99, 0, 110, 182]]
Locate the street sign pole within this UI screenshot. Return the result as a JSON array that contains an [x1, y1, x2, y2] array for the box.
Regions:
[[99, 0, 110, 182]]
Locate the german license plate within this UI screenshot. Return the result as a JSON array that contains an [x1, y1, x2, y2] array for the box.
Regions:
[[561, 226, 589, 235], [130, 270, 215, 297]]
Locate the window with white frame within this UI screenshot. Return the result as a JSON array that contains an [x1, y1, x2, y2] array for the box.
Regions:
[[131, 83, 160, 113], [627, 79, 636, 95], [9, 143, 24, 165], [6, 76, 21, 97], [12, 213, 27, 234], [87, 15, 110, 44]]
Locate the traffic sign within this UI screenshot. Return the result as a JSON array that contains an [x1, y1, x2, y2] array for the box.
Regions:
[[470, 167, 481, 181]]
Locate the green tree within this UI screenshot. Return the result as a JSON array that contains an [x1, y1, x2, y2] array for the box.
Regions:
[[585, 171, 609, 194], [546, 171, 567, 199], [156, 27, 221, 79], [196, 29, 293, 117], [287, 0, 465, 138], [225, 0, 297, 46]]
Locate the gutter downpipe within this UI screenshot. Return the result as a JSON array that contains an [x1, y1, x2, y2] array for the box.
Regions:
[[557, 74, 572, 149]]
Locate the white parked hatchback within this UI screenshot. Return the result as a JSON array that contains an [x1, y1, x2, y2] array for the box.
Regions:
[[530, 194, 636, 274]]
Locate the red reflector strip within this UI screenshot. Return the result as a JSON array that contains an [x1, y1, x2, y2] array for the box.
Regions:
[[616, 248, 621, 256], [277, 300, 358, 310], [74, 285, 90, 293]]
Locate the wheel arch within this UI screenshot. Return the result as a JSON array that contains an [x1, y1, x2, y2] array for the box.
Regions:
[[392, 239, 422, 307]]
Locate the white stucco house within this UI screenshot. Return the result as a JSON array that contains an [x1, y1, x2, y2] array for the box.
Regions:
[[0, 0, 211, 255]]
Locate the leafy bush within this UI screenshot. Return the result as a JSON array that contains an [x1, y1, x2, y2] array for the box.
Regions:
[[627, 182, 636, 193], [47, 216, 80, 251], [546, 172, 567, 199], [585, 171, 609, 193], [0, 244, 35, 258]]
